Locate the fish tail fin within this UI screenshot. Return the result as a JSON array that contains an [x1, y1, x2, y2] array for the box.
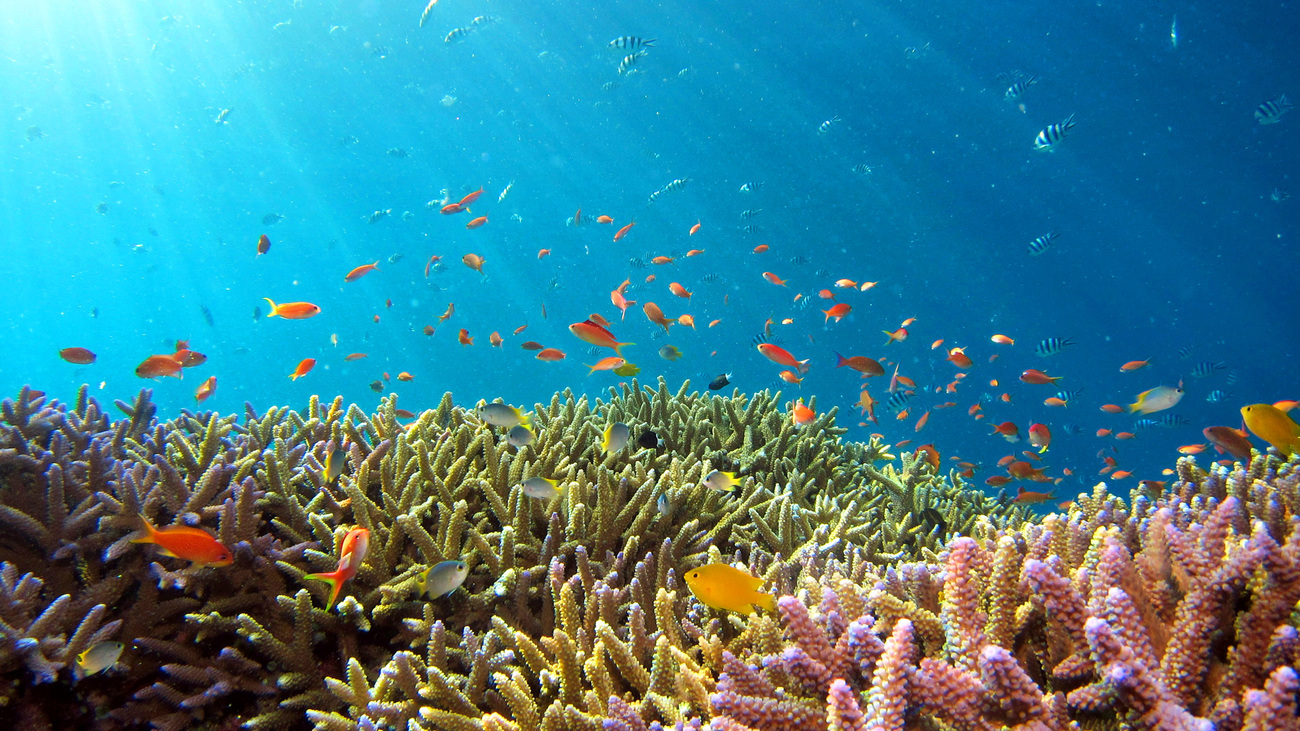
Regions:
[[263, 298, 279, 317], [755, 592, 776, 612], [834, 352, 848, 367], [796, 359, 810, 374], [304, 570, 346, 606], [130, 514, 158, 544], [882, 330, 895, 344], [613, 342, 635, 358]]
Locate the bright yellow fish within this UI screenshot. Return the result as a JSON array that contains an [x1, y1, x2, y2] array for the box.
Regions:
[[1242, 403, 1300, 456], [684, 564, 775, 614]]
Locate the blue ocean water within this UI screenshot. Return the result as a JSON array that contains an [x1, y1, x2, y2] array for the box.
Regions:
[[1, 0, 1295, 498]]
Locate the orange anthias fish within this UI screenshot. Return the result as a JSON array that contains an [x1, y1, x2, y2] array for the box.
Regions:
[[263, 298, 321, 319], [439, 303, 456, 323], [790, 400, 815, 425], [992, 421, 1020, 442], [345, 353, 368, 361], [458, 329, 474, 345], [490, 331, 504, 347], [290, 358, 316, 381], [596, 215, 614, 224], [463, 253, 486, 274], [1120, 359, 1152, 372], [440, 203, 464, 215], [536, 348, 566, 361], [537, 249, 551, 259], [642, 302, 678, 334], [856, 389, 878, 424], [425, 255, 442, 277], [458, 187, 485, 207], [689, 220, 701, 236], [686, 249, 705, 257], [586, 356, 626, 375], [1203, 425, 1254, 460], [194, 376, 217, 405], [466, 216, 488, 229], [821, 303, 851, 323], [1008, 461, 1052, 483], [344, 261, 380, 282], [762, 272, 787, 286], [669, 282, 692, 300], [305, 526, 370, 607], [756, 343, 810, 373], [613, 220, 636, 242], [136, 354, 184, 380], [835, 352, 884, 376], [131, 514, 233, 567], [882, 327, 908, 344], [569, 319, 634, 356], [60, 347, 97, 364], [990, 334, 1014, 345], [1013, 486, 1056, 504], [610, 281, 637, 320], [1019, 369, 1063, 385], [1028, 423, 1051, 453], [652, 256, 675, 265], [946, 347, 973, 369], [684, 564, 775, 614]]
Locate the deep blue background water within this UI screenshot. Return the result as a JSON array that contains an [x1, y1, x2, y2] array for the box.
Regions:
[[2, 0, 1295, 499]]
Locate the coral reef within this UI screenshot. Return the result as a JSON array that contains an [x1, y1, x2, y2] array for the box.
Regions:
[[0, 379, 1021, 729], [707, 453, 1300, 731]]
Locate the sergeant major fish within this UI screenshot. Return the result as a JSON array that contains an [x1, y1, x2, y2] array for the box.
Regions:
[[1255, 94, 1293, 124], [1033, 114, 1076, 150]]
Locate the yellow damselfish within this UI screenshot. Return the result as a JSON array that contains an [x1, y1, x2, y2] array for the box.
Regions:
[[684, 564, 775, 614], [1241, 404, 1300, 456]]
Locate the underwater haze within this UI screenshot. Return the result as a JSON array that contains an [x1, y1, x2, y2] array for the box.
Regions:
[[2, 0, 1296, 495]]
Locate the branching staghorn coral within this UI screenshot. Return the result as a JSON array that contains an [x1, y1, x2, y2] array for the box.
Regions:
[[706, 451, 1300, 731], [0, 379, 1022, 729]]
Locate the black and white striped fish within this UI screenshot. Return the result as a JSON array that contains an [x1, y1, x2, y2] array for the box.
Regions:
[[739, 182, 763, 192], [817, 116, 841, 135], [609, 36, 655, 50], [617, 50, 647, 75], [1225, 370, 1239, 386], [1176, 346, 1194, 360], [851, 163, 873, 174], [1033, 114, 1076, 151], [445, 27, 473, 43], [1027, 231, 1059, 256], [566, 214, 597, 226], [471, 16, 497, 27], [1255, 94, 1293, 125], [741, 225, 763, 234], [1004, 75, 1037, 101], [887, 391, 913, 413], [740, 208, 762, 219], [1055, 388, 1084, 403], [1190, 361, 1225, 378], [647, 190, 662, 205], [1205, 390, 1229, 403], [662, 177, 690, 193], [1034, 337, 1073, 357], [1134, 414, 1190, 430]]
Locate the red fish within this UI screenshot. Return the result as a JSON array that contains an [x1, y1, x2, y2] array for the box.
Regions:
[[1028, 423, 1051, 452], [992, 421, 1020, 442], [344, 261, 380, 282], [689, 219, 701, 236], [613, 220, 636, 242], [834, 352, 884, 376], [821, 303, 851, 323], [263, 298, 321, 319], [569, 319, 634, 356], [536, 348, 566, 361], [441, 203, 464, 215], [1019, 369, 1062, 385], [1203, 426, 1253, 460], [458, 329, 474, 345], [135, 354, 184, 380], [642, 302, 678, 334], [790, 400, 815, 425], [756, 343, 810, 374], [305, 526, 370, 607], [59, 347, 97, 365], [466, 216, 488, 229], [1013, 486, 1056, 503], [882, 327, 908, 344], [194, 376, 217, 405], [762, 272, 787, 286], [458, 187, 485, 207], [463, 254, 486, 274], [669, 282, 692, 300], [290, 358, 316, 381], [946, 347, 973, 369], [131, 514, 233, 567]]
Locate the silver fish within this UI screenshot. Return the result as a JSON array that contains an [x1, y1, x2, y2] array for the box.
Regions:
[[416, 560, 469, 598], [506, 425, 534, 447], [520, 476, 563, 499], [478, 403, 530, 428]]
